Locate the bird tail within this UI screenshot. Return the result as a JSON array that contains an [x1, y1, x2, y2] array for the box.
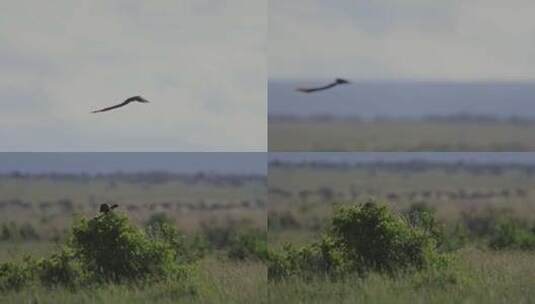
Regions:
[[110, 204, 118, 210]]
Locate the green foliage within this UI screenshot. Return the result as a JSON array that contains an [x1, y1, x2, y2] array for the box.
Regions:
[[268, 237, 351, 281], [0, 212, 195, 292], [146, 222, 207, 264], [330, 202, 440, 273], [227, 229, 268, 261], [0, 222, 40, 241], [440, 223, 469, 251], [404, 202, 446, 250], [69, 212, 187, 283], [36, 248, 84, 288], [0, 257, 35, 291], [269, 202, 446, 280], [489, 220, 535, 250], [268, 211, 301, 231]]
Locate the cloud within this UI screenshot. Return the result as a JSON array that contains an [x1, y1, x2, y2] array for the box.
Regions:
[[0, 0, 266, 151], [270, 0, 535, 81]]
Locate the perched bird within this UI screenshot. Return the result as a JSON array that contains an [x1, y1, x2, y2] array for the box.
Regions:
[[296, 78, 351, 93], [99, 203, 118, 214], [91, 96, 150, 113]]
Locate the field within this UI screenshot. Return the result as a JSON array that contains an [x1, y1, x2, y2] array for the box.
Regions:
[[0, 172, 267, 303], [4, 163, 535, 303], [0, 172, 266, 237], [268, 161, 535, 303], [268, 118, 535, 151]]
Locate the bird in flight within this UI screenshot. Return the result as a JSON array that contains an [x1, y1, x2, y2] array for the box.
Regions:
[[91, 96, 150, 113], [99, 203, 118, 214], [296, 78, 351, 93]]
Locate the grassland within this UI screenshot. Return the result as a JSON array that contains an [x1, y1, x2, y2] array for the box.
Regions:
[[5, 164, 535, 303], [269, 119, 535, 151], [268, 161, 535, 303], [0, 172, 267, 303], [0, 253, 267, 304], [269, 248, 535, 304], [0, 173, 266, 239]]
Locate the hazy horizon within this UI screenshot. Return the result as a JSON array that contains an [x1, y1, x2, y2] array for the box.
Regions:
[[270, 152, 535, 165], [0, 153, 266, 175], [269, 80, 535, 118]]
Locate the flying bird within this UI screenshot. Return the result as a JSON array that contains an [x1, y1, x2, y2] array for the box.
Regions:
[[91, 96, 150, 113], [99, 203, 118, 214], [296, 78, 351, 93]]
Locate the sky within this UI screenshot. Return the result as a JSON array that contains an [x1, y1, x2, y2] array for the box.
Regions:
[[270, 153, 535, 165], [0, 1, 266, 151], [270, 0, 535, 81], [0, 152, 266, 175]]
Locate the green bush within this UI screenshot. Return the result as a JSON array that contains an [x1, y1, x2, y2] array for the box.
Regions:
[[0, 212, 195, 292], [146, 222, 207, 264], [0, 258, 35, 291], [330, 202, 440, 273], [489, 220, 535, 250], [269, 202, 446, 280], [227, 229, 268, 261], [35, 248, 85, 288], [268, 237, 351, 280], [0, 222, 41, 241], [404, 203, 446, 250], [69, 212, 188, 283], [19, 223, 40, 241]]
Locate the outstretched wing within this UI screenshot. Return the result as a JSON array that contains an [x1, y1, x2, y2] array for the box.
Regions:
[[91, 100, 130, 113], [296, 81, 338, 93], [125, 96, 149, 103]]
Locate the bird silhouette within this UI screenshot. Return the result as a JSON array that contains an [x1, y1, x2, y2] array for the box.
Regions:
[[296, 78, 351, 93], [91, 96, 150, 113], [99, 203, 118, 214]]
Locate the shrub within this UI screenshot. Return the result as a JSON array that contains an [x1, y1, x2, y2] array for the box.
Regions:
[[0, 257, 35, 291], [0, 222, 41, 241], [268, 237, 350, 281], [460, 207, 513, 238], [19, 223, 40, 241], [69, 212, 186, 283], [330, 202, 440, 274], [404, 202, 445, 249], [269, 202, 446, 280], [36, 248, 84, 288], [227, 229, 268, 261], [146, 222, 207, 264], [489, 220, 535, 250], [0, 212, 195, 292], [268, 211, 301, 231], [0, 222, 15, 241]]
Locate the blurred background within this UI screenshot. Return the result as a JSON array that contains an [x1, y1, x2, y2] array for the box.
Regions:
[[268, 152, 535, 247], [0, 152, 266, 260], [269, 1, 535, 151]]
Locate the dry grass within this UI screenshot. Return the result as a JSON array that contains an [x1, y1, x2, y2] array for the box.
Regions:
[[269, 120, 535, 151]]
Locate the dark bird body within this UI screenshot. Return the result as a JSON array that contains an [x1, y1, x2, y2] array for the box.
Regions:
[[91, 96, 150, 113], [99, 203, 118, 214], [296, 78, 350, 93]]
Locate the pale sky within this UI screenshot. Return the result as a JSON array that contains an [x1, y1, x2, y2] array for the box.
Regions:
[[270, 0, 535, 81], [0, 0, 266, 151]]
